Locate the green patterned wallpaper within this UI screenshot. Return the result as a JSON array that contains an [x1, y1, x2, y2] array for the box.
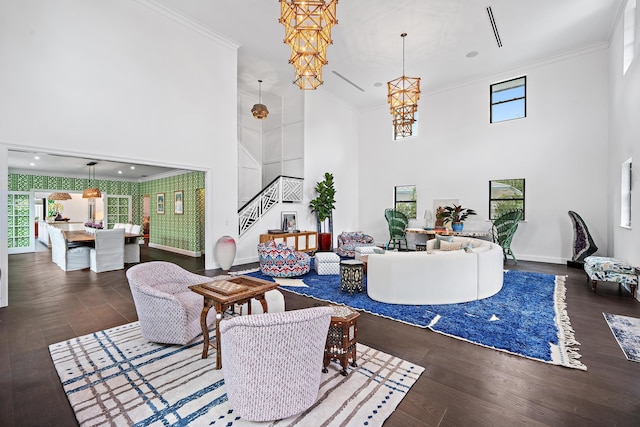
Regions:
[[8, 171, 205, 253], [139, 171, 205, 253], [8, 173, 140, 221]]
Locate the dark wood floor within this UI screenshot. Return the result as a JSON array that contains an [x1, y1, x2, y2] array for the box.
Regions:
[[1, 246, 639, 427]]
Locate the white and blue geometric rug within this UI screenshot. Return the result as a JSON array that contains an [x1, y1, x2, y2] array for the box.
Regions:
[[49, 322, 424, 427], [245, 269, 587, 370], [603, 313, 640, 362]]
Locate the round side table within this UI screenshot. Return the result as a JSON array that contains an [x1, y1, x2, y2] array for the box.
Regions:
[[340, 259, 364, 294]]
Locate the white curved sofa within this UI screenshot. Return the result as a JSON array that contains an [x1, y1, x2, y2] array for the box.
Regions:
[[367, 237, 503, 305]]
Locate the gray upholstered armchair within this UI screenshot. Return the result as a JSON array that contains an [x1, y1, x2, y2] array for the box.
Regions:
[[220, 306, 333, 421], [126, 261, 217, 345]]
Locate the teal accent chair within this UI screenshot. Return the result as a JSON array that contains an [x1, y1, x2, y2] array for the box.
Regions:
[[384, 208, 409, 251], [491, 209, 523, 263]]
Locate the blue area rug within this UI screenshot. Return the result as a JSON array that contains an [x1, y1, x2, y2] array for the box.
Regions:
[[244, 269, 586, 370], [603, 313, 640, 362]]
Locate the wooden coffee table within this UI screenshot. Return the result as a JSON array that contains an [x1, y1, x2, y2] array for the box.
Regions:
[[189, 275, 279, 369]]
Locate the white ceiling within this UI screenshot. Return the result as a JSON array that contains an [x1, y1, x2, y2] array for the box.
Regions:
[[8, 151, 183, 181], [7, 0, 624, 178], [164, 0, 623, 108]]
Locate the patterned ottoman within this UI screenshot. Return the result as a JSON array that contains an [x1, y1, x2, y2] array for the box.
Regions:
[[315, 252, 340, 275], [584, 256, 638, 297]]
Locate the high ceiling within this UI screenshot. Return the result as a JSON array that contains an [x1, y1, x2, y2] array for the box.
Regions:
[[163, 0, 624, 108], [7, 0, 624, 178]]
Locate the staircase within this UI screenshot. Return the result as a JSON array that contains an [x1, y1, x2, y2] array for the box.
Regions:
[[238, 175, 304, 235]]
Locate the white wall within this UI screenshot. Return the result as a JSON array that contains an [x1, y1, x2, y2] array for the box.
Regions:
[[0, 0, 239, 306], [608, 2, 640, 298], [304, 91, 359, 247], [358, 48, 610, 264]]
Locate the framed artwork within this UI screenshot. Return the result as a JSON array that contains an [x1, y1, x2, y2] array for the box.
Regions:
[[156, 193, 165, 214], [281, 211, 297, 232], [174, 190, 184, 215]]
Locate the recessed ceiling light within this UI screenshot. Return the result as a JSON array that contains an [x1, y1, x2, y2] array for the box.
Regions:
[[130, 166, 135, 170], [466, 51, 479, 58], [374, 82, 382, 87], [118, 171, 123, 174], [34, 156, 40, 160], [30, 162, 35, 166]]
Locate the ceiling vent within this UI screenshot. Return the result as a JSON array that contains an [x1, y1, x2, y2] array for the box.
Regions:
[[331, 71, 365, 92], [486, 6, 502, 48]]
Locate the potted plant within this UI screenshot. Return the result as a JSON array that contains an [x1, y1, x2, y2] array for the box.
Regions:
[[309, 172, 336, 251], [436, 204, 477, 231]]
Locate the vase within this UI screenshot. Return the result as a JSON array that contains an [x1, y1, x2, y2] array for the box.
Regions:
[[214, 235, 236, 271], [318, 232, 332, 251], [452, 222, 464, 232]]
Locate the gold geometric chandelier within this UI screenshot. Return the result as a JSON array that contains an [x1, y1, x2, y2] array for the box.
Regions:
[[387, 33, 421, 140], [279, 0, 338, 90], [82, 161, 102, 199], [251, 79, 269, 119]]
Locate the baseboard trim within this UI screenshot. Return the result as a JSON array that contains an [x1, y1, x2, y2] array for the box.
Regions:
[[148, 243, 201, 258], [515, 254, 566, 265], [566, 260, 585, 269]]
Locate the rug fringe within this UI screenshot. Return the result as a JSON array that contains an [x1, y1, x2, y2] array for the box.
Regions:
[[229, 267, 260, 276], [554, 275, 587, 370]]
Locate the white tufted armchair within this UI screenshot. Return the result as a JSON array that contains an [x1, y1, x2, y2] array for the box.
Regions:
[[126, 261, 217, 345], [220, 306, 333, 421]]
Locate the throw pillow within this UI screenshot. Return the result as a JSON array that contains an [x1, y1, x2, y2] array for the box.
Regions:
[[373, 247, 385, 254], [439, 240, 464, 251], [434, 234, 454, 249], [461, 239, 475, 252], [468, 244, 491, 253]]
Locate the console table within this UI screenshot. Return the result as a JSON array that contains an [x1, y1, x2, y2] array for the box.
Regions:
[[259, 230, 318, 253]]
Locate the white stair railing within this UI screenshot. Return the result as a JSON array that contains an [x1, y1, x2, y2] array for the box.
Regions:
[[238, 176, 303, 235]]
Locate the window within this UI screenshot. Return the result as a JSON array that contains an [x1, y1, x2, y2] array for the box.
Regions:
[[394, 185, 417, 218], [624, 0, 636, 75], [621, 158, 632, 228], [489, 179, 525, 220], [490, 76, 526, 123]]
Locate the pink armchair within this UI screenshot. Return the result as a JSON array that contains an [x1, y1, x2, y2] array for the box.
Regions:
[[336, 231, 375, 258], [220, 307, 333, 421]]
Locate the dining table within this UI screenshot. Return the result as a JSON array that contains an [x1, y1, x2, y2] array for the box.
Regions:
[[63, 230, 141, 245]]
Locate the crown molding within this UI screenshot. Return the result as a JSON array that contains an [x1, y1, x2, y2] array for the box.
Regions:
[[134, 0, 240, 50]]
